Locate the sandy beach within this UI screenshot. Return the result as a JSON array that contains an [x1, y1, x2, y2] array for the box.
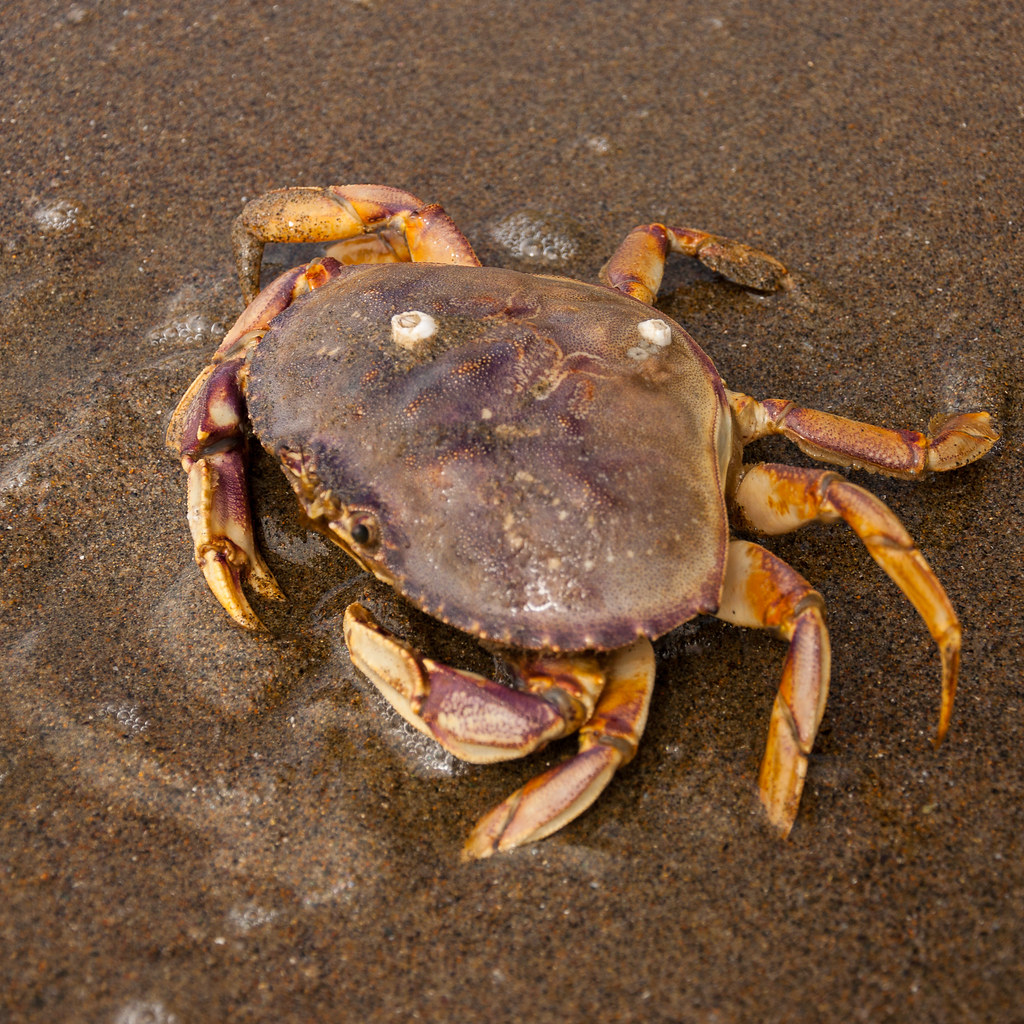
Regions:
[[2, 1, 1022, 1020]]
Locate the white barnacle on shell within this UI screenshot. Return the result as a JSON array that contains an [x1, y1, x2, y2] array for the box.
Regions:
[[637, 318, 672, 347], [391, 310, 437, 350], [627, 318, 673, 362]]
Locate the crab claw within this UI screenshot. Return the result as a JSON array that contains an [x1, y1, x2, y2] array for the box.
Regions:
[[343, 603, 576, 763], [168, 338, 287, 631], [186, 450, 283, 631], [463, 637, 655, 859], [343, 604, 657, 855]]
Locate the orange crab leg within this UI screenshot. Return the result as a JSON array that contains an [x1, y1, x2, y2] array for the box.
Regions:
[[728, 391, 998, 479], [733, 462, 960, 742], [232, 184, 482, 303], [464, 637, 656, 859], [599, 222, 790, 303], [715, 540, 830, 835], [343, 604, 656, 857]]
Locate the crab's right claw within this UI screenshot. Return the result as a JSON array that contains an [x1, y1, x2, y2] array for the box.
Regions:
[[167, 349, 283, 632], [185, 450, 283, 631], [168, 258, 354, 630]]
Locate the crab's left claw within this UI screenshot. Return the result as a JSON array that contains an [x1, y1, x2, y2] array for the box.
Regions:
[[342, 604, 656, 856], [464, 638, 656, 859]]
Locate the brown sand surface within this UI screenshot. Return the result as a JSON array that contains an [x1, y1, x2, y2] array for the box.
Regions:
[[2, 1, 1022, 1021]]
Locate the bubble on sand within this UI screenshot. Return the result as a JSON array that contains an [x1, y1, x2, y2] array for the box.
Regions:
[[97, 701, 150, 736], [32, 198, 81, 234], [367, 692, 465, 779], [146, 313, 224, 347], [226, 901, 281, 933], [490, 210, 580, 265], [113, 1000, 180, 1024]]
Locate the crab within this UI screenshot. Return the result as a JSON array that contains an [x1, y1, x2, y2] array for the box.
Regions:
[[167, 184, 998, 858]]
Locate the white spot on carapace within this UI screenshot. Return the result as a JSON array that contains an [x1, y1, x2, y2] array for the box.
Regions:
[[391, 310, 437, 350], [547, 557, 562, 571], [481, 407, 493, 420], [638, 318, 672, 347], [626, 346, 650, 361]]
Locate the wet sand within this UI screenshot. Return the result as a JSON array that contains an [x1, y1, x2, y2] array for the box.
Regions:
[[2, 1, 1022, 1021]]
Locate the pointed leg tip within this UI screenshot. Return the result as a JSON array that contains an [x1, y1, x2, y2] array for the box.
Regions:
[[759, 747, 807, 840], [461, 834, 498, 862], [248, 565, 286, 602], [934, 702, 954, 748], [200, 556, 266, 631], [935, 627, 960, 746], [759, 784, 798, 839], [764, 802, 797, 839], [463, 797, 522, 861]]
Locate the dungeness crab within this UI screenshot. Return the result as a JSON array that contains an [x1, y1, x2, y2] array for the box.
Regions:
[[167, 184, 998, 857]]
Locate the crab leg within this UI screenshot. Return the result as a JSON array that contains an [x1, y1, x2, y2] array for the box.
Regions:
[[600, 222, 790, 302], [715, 540, 830, 835], [728, 391, 998, 479], [232, 184, 482, 303], [343, 604, 656, 856], [166, 260, 344, 629], [733, 462, 960, 742], [464, 637, 656, 859]]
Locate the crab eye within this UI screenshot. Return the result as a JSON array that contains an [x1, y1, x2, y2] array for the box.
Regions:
[[347, 512, 379, 549]]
